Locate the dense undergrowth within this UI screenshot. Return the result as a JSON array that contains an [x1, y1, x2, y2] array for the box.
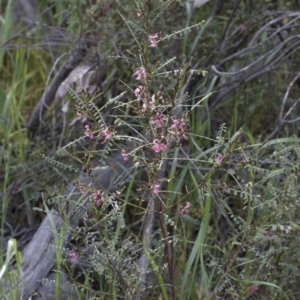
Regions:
[[1, 0, 300, 299]]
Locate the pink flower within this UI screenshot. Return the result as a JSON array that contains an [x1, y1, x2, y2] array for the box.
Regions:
[[133, 67, 147, 81], [93, 190, 103, 207], [69, 250, 79, 263], [169, 118, 188, 140], [216, 154, 224, 164], [152, 139, 168, 153], [76, 111, 87, 122], [250, 285, 259, 293], [134, 85, 145, 101], [136, 9, 142, 18], [95, 200, 102, 206], [240, 25, 249, 33], [141, 102, 147, 113], [150, 111, 165, 128], [121, 149, 129, 161], [153, 182, 160, 194], [267, 231, 273, 237], [284, 226, 290, 234], [149, 33, 158, 48], [141, 95, 156, 113], [180, 202, 191, 216], [84, 125, 94, 139], [102, 127, 111, 142], [170, 119, 186, 131]]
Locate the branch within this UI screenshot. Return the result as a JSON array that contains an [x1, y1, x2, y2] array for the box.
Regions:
[[26, 37, 91, 133]]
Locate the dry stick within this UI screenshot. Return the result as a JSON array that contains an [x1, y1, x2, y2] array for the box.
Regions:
[[208, 0, 224, 21], [135, 195, 155, 299], [18, 206, 72, 300], [214, 12, 300, 67], [263, 72, 300, 144], [155, 196, 175, 300], [26, 37, 91, 133], [211, 38, 300, 109], [203, 0, 242, 68], [135, 152, 174, 300]]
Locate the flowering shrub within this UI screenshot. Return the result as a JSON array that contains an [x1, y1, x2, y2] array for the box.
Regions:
[[38, 1, 300, 300]]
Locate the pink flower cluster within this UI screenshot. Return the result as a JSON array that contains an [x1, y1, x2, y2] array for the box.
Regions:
[[93, 190, 104, 207], [150, 111, 165, 128], [134, 85, 158, 113], [102, 127, 111, 142], [216, 154, 224, 164], [152, 139, 168, 153], [69, 250, 79, 263], [84, 125, 94, 139], [134, 85, 145, 101], [250, 285, 259, 293], [149, 33, 158, 48], [153, 182, 160, 194], [121, 149, 129, 161], [180, 202, 191, 216], [142, 94, 156, 112], [133, 67, 147, 81], [169, 118, 188, 140]]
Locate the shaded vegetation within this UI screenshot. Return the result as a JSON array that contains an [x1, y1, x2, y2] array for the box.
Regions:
[[1, 0, 300, 299]]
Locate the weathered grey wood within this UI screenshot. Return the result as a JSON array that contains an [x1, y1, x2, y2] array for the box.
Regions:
[[17, 154, 132, 299], [18, 209, 69, 299], [27, 39, 90, 133]]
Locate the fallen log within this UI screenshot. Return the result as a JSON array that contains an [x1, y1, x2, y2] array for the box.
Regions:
[[26, 37, 91, 134], [17, 154, 132, 299]]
